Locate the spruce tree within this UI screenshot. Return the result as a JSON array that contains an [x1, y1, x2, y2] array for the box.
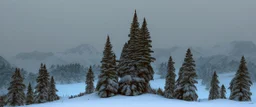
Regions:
[[118, 10, 147, 96], [138, 18, 155, 92], [96, 36, 119, 98], [86, 66, 95, 94], [157, 88, 164, 96], [220, 84, 226, 99], [34, 64, 50, 103], [164, 56, 176, 98], [208, 71, 220, 100], [26, 83, 34, 105], [48, 76, 59, 101], [6, 68, 26, 106], [229, 56, 252, 101], [174, 49, 198, 101], [117, 43, 129, 77]]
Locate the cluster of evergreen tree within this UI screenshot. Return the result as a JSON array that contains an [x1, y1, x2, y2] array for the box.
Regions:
[[118, 10, 155, 96], [96, 11, 155, 97], [50, 63, 86, 84], [4, 64, 60, 106], [34, 64, 59, 103], [206, 71, 227, 100], [207, 56, 253, 101]]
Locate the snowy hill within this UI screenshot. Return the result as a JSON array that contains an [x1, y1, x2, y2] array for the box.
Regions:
[[22, 73, 256, 107]]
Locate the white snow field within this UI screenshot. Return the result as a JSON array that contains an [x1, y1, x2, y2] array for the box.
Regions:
[[22, 73, 256, 107]]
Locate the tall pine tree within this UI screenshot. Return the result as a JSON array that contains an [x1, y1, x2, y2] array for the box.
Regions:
[[117, 43, 129, 77], [138, 18, 155, 92], [220, 84, 226, 99], [96, 36, 119, 98], [6, 68, 26, 106], [48, 76, 59, 101], [86, 66, 95, 94], [164, 56, 176, 98], [174, 49, 198, 101], [119, 10, 147, 96], [34, 64, 50, 103], [26, 83, 34, 105], [208, 71, 220, 100], [229, 56, 252, 101]]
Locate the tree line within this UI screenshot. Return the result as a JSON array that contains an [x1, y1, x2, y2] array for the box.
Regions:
[[0, 64, 59, 106]]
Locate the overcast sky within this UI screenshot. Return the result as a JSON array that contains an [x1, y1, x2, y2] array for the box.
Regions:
[[1, 0, 256, 57]]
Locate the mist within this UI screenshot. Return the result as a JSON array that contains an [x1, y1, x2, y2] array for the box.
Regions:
[[1, 0, 256, 57]]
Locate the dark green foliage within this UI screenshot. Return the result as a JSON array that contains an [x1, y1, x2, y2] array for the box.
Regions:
[[48, 76, 59, 101], [138, 18, 155, 91], [208, 72, 220, 100], [50, 63, 86, 84], [174, 49, 198, 101], [157, 88, 164, 96], [26, 83, 34, 105], [86, 66, 95, 94], [96, 36, 118, 98], [34, 64, 50, 103], [6, 68, 26, 106], [229, 56, 252, 101], [117, 43, 129, 77], [220, 84, 227, 99], [119, 11, 155, 96], [118, 11, 147, 96], [164, 56, 176, 98]]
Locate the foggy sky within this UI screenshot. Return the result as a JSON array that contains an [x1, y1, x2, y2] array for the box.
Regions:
[[1, 0, 256, 57]]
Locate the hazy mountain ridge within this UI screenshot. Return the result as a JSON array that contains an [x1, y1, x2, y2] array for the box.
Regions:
[[8, 44, 102, 73]]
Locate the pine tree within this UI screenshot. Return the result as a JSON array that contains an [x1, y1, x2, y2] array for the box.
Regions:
[[118, 10, 147, 96], [6, 68, 26, 106], [220, 84, 226, 99], [157, 88, 164, 96], [174, 49, 198, 101], [117, 43, 129, 77], [86, 66, 95, 94], [26, 83, 34, 105], [208, 71, 220, 100], [229, 56, 252, 101], [164, 56, 176, 98], [48, 76, 59, 101], [96, 36, 119, 98], [34, 64, 50, 103], [138, 18, 155, 92]]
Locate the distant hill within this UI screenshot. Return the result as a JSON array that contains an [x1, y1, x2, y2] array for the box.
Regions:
[[8, 44, 102, 73]]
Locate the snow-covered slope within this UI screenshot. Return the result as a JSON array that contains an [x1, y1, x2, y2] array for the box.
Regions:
[[22, 73, 256, 107]]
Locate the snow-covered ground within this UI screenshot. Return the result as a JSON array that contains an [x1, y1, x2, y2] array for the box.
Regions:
[[22, 73, 256, 107]]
